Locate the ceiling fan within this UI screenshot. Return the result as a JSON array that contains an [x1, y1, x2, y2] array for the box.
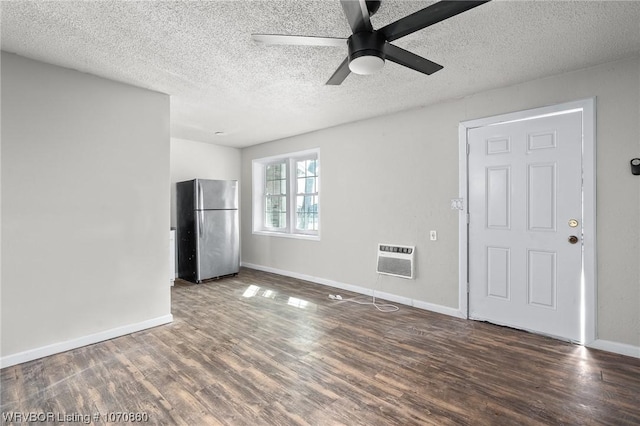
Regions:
[[252, 0, 490, 85]]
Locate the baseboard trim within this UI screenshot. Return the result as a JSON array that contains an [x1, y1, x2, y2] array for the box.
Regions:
[[241, 262, 465, 319], [1, 314, 174, 369], [412, 299, 467, 319], [587, 339, 640, 359]]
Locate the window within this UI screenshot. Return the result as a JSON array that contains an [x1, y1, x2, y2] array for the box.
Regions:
[[265, 162, 287, 229], [253, 149, 320, 239]]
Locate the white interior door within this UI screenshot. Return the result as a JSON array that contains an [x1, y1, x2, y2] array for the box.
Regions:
[[467, 110, 584, 342]]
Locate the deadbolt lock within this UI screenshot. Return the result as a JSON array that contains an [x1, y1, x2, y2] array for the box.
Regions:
[[568, 219, 579, 228], [568, 235, 579, 244]]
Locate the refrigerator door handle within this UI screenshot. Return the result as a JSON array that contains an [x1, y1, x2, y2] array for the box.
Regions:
[[198, 210, 204, 238], [197, 180, 204, 210]]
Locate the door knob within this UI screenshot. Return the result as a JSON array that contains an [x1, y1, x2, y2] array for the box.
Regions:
[[568, 235, 579, 244]]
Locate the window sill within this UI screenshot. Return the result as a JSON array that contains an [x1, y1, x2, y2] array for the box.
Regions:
[[253, 230, 320, 241]]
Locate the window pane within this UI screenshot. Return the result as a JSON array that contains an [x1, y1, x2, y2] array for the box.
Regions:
[[266, 165, 275, 180], [267, 180, 284, 195], [297, 176, 317, 194], [265, 210, 276, 228], [266, 162, 286, 180], [266, 180, 275, 195], [308, 159, 317, 176], [296, 158, 318, 178], [297, 161, 306, 177], [265, 195, 286, 228], [306, 177, 316, 193], [296, 194, 318, 231]]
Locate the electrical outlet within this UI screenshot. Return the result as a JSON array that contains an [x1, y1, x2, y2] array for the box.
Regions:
[[430, 230, 437, 241]]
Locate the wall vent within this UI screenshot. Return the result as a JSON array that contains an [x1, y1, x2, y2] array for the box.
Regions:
[[376, 244, 415, 279]]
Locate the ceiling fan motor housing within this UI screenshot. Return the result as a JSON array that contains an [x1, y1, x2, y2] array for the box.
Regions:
[[347, 31, 386, 74]]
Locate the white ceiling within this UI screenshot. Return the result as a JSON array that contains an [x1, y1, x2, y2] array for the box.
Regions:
[[2, 1, 639, 148]]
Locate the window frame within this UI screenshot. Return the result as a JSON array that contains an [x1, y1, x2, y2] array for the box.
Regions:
[[252, 148, 320, 240]]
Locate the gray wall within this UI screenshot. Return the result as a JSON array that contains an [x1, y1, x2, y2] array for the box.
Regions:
[[241, 56, 640, 348], [1, 53, 172, 362], [169, 137, 241, 228]]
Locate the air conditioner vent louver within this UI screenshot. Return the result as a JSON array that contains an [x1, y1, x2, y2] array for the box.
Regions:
[[377, 243, 415, 279]]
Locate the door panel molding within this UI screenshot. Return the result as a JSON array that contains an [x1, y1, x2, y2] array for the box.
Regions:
[[458, 98, 596, 344]]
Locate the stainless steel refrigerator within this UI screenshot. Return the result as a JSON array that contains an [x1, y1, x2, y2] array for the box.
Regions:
[[176, 179, 239, 283]]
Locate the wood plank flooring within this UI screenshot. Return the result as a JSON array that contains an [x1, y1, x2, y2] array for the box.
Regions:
[[2, 268, 640, 425]]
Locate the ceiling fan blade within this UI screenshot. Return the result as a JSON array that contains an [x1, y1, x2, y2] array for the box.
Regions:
[[326, 57, 351, 85], [252, 34, 347, 47], [384, 43, 443, 75], [340, 0, 373, 34], [380, 1, 490, 42]]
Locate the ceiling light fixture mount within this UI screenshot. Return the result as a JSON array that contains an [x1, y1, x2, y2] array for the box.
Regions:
[[347, 31, 386, 75]]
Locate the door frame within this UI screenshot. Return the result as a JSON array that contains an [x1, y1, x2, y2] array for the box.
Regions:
[[458, 98, 597, 344]]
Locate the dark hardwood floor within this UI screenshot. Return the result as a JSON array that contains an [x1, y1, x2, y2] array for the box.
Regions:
[[2, 268, 639, 425]]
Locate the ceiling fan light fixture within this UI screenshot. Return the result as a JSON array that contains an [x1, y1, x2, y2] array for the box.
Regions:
[[347, 31, 386, 75], [348, 54, 385, 75]]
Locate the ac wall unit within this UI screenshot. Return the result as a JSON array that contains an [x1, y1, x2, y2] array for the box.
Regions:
[[376, 244, 415, 279]]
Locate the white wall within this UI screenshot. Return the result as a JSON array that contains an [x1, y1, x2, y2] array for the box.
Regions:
[[241, 56, 640, 350], [1, 53, 172, 366], [169, 138, 241, 228]]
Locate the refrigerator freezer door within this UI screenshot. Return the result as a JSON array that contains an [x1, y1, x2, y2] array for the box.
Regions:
[[195, 209, 240, 281], [195, 179, 238, 210], [176, 181, 197, 282]]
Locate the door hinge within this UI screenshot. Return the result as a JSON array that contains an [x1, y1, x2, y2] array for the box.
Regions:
[[466, 143, 470, 155], [466, 213, 470, 224]]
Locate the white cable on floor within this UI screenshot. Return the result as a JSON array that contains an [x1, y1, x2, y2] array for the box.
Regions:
[[342, 295, 399, 313], [328, 274, 399, 312]]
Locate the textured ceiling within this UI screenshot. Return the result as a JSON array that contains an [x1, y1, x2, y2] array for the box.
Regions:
[[2, 1, 639, 148]]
